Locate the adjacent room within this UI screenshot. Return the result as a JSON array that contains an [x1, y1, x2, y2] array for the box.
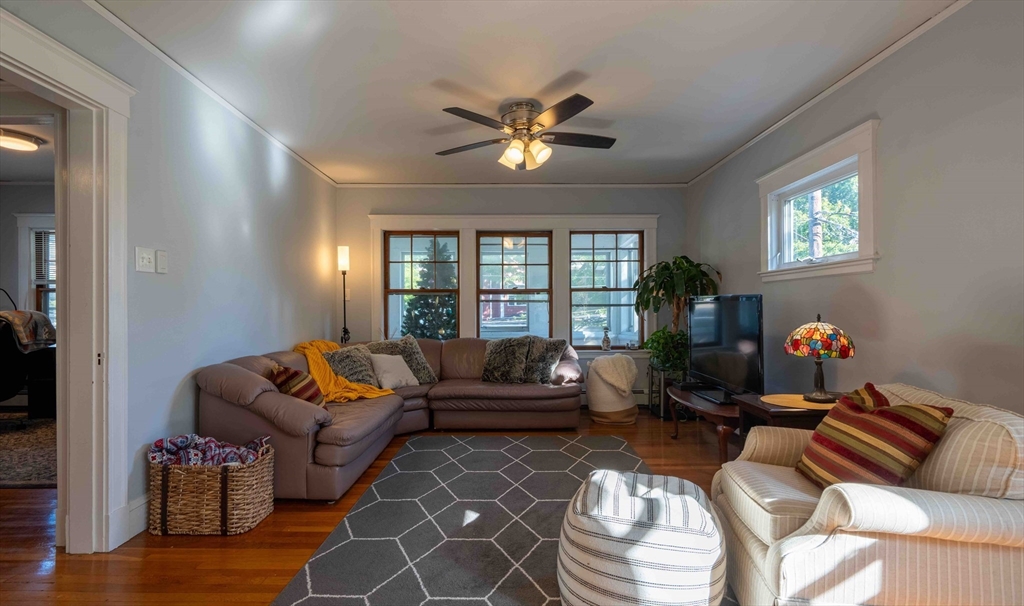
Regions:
[[0, 1, 1021, 605]]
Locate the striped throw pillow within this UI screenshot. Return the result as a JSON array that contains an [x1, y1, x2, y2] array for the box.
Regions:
[[796, 382, 954, 489], [271, 364, 325, 408]]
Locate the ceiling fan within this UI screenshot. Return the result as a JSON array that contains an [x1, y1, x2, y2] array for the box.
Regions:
[[435, 93, 615, 170]]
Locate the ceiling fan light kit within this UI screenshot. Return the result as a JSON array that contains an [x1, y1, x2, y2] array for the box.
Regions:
[[436, 93, 615, 171], [0, 128, 44, 152]]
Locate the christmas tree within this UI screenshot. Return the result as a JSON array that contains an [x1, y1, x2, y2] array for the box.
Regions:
[[401, 240, 458, 340]]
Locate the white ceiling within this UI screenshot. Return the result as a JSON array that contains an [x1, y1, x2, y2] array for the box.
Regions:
[[99, 0, 954, 185]]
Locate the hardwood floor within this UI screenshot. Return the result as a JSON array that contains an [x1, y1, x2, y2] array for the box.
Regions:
[[0, 410, 740, 605]]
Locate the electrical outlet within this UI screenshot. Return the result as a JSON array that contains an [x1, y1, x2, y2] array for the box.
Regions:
[[156, 250, 168, 274], [135, 247, 155, 273]]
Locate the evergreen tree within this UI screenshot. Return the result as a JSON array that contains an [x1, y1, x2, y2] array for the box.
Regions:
[[401, 241, 457, 340]]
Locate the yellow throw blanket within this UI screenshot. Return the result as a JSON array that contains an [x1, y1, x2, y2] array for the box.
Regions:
[[294, 340, 394, 403]]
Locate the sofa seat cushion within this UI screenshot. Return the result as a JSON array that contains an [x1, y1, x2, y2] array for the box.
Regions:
[[316, 395, 404, 447], [719, 460, 822, 546], [314, 415, 399, 467], [393, 384, 431, 399], [428, 379, 581, 401], [402, 396, 428, 412], [430, 396, 581, 413]]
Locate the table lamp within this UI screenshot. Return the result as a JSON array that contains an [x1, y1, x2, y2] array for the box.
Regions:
[[338, 246, 351, 343], [783, 314, 854, 403]]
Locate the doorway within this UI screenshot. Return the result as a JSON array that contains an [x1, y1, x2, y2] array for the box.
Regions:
[[1, 8, 134, 553]]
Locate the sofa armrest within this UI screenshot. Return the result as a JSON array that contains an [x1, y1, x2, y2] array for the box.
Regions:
[[248, 391, 332, 437], [736, 426, 813, 466], [551, 358, 584, 385], [196, 363, 276, 406], [791, 483, 1024, 547]]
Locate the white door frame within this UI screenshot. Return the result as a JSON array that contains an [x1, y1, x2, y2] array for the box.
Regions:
[[1, 9, 135, 553]]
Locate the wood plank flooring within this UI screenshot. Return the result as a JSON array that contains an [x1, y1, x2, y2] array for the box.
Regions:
[[0, 410, 740, 605]]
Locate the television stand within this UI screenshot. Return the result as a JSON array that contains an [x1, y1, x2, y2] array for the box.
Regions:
[[692, 389, 730, 405], [666, 386, 740, 463]]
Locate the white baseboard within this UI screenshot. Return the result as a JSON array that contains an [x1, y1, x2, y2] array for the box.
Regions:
[[106, 502, 130, 551], [128, 494, 149, 538]]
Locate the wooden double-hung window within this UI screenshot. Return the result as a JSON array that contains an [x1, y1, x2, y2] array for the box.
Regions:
[[478, 233, 551, 339], [32, 229, 57, 326], [570, 231, 643, 349], [384, 232, 459, 340]]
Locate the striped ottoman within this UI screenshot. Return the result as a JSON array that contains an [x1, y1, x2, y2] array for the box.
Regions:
[[558, 470, 727, 606]]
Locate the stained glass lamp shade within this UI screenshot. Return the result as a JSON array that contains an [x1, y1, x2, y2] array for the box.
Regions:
[[784, 314, 855, 403]]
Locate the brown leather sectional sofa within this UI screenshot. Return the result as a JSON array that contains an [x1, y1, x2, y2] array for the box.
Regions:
[[195, 338, 583, 501]]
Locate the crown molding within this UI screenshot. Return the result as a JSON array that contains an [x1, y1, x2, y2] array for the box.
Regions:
[[340, 182, 686, 189], [82, 0, 337, 186], [686, 0, 970, 186]]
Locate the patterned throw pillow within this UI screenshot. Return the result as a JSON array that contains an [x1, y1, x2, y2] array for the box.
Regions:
[[366, 335, 437, 384], [270, 364, 325, 408], [322, 345, 380, 388], [481, 336, 532, 384], [524, 337, 568, 384], [796, 382, 954, 489]]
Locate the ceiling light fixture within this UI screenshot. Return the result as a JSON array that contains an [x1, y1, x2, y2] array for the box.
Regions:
[[0, 128, 43, 152], [503, 138, 525, 164], [529, 139, 552, 164], [436, 94, 616, 172]]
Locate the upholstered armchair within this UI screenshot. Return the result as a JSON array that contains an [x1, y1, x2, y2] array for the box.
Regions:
[[712, 384, 1024, 606]]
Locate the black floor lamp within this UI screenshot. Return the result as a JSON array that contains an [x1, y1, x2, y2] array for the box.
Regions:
[[338, 246, 351, 343]]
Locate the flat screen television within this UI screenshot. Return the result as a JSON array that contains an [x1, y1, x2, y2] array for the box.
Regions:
[[687, 294, 764, 400]]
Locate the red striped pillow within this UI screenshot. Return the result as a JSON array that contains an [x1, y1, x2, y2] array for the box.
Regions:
[[271, 364, 325, 408], [796, 383, 953, 489]]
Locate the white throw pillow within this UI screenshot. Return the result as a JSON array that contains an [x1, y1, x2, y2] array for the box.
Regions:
[[369, 353, 419, 389]]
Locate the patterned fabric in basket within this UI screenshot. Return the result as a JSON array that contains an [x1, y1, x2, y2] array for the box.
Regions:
[[148, 434, 270, 466]]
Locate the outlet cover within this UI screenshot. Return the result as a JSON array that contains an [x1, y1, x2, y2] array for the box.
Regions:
[[135, 247, 155, 273], [156, 250, 168, 274]]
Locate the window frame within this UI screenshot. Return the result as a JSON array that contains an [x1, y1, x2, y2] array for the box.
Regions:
[[476, 231, 553, 339], [758, 119, 878, 282], [569, 230, 644, 350], [383, 230, 461, 340]]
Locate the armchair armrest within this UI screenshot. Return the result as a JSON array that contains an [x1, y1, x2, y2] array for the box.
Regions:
[[248, 391, 332, 437], [792, 483, 1024, 547], [736, 426, 813, 466]]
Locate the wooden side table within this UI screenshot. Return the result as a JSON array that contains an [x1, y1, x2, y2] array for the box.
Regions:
[[666, 386, 739, 463], [731, 393, 838, 433]]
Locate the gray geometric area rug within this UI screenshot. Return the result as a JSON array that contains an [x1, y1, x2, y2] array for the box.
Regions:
[[274, 434, 650, 606]]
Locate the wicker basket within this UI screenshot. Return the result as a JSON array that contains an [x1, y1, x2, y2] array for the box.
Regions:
[[147, 447, 274, 535]]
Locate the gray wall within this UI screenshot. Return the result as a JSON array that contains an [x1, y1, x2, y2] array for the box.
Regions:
[[686, 0, 1024, 411], [0, 185, 54, 308], [335, 187, 690, 342], [2, 1, 338, 501]]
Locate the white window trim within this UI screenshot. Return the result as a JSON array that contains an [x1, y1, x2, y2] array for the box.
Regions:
[[14, 213, 55, 311], [757, 119, 878, 282], [368, 214, 658, 343]]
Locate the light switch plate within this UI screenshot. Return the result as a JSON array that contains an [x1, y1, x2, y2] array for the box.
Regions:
[[156, 250, 168, 274], [345, 288, 351, 301], [135, 247, 155, 273]]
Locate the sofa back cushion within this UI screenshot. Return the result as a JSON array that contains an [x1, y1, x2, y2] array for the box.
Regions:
[[440, 338, 488, 380], [226, 355, 278, 379], [878, 383, 1024, 499], [264, 350, 309, 374], [416, 338, 443, 379]]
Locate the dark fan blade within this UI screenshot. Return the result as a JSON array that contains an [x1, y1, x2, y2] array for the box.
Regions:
[[531, 94, 594, 130], [435, 138, 508, 156], [540, 132, 615, 149], [442, 107, 508, 131]]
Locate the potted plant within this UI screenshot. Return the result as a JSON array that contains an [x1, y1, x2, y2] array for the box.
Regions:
[[632, 255, 721, 374]]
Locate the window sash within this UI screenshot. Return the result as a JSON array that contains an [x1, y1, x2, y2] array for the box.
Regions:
[[767, 156, 861, 272], [384, 231, 460, 339], [477, 232, 552, 338], [569, 231, 643, 349]]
